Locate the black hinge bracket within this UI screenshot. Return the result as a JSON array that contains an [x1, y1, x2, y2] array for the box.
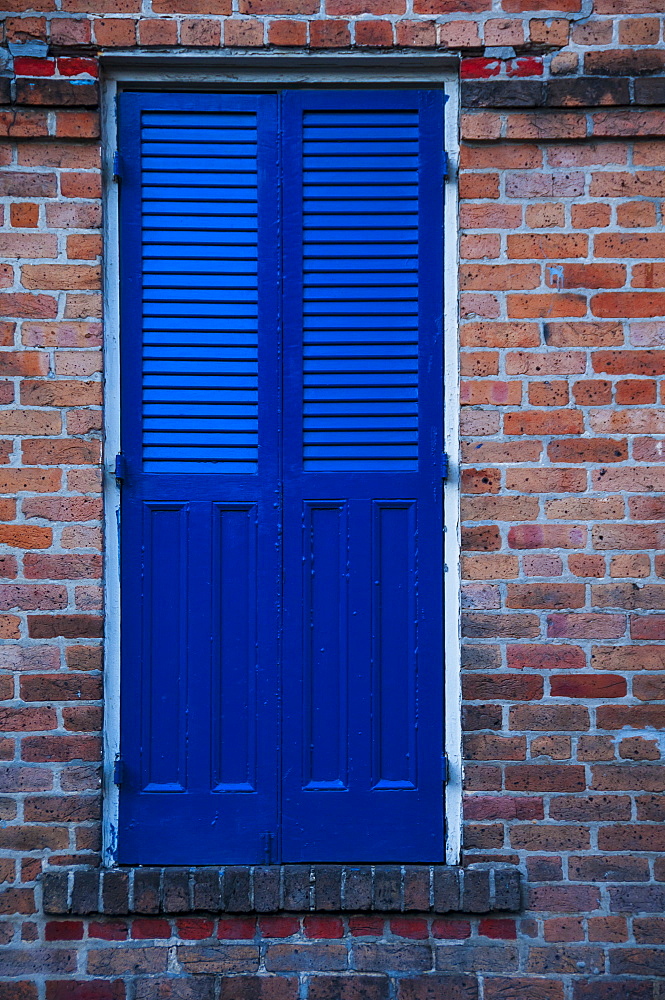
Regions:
[[113, 151, 122, 182], [442, 753, 449, 783], [114, 453, 126, 485], [113, 754, 123, 786], [441, 453, 449, 480], [442, 151, 449, 179]]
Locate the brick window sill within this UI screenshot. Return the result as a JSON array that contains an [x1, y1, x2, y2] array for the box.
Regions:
[[41, 864, 522, 916]]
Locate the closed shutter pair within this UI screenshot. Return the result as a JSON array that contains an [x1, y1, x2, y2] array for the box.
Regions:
[[117, 89, 447, 864]]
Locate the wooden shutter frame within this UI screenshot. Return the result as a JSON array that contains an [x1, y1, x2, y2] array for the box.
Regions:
[[101, 69, 461, 868]]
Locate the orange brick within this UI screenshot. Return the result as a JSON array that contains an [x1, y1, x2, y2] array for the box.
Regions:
[[268, 19, 307, 44], [10, 203, 39, 228], [92, 18, 136, 46]]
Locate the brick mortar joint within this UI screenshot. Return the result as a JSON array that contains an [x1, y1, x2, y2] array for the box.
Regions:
[[39, 864, 523, 916]]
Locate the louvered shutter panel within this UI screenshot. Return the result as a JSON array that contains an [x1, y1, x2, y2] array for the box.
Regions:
[[118, 93, 281, 864], [281, 91, 445, 861]]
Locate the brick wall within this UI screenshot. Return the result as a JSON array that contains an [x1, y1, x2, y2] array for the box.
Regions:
[[1, 0, 665, 995]]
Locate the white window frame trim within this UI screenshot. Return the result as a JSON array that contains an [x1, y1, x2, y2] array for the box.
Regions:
[[101, 57, 461, 867]]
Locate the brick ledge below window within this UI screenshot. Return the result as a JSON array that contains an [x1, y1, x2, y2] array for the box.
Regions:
[[41, 864, 522, 916]]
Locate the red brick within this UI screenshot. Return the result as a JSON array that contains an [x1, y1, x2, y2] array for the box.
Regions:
[[548, 613, 626, 639], [46, 982, 125, 999], [303, 917, 344, 939], [573, 379, 613, 405], [508, 294, 587, 320], [259, 916, 299, 938], [137, 18, 179, 45], [461, 57, 501, 79], [395, 20, 437, 46], [27, 615, 103, 639], [438, 20, 481, 47], [388, 917, 427, 940], [506, 583, 585, 609], [461, 263, 540, 291], [132, 918, 171, 940], [213, 918, 256, 940], [175, 918, 215, 940], [223, 19, 264, 45], [547, 323, 622, 350], [508, 234, 587, 259], [504, 410, 583, 436], [180, 19, 222, 45], [240, 0, 318, 10], [309, 20, 350, 46]]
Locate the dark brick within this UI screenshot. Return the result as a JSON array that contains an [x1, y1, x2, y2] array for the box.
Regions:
[[461, 646, 501, 671], [585, 49, 665, 76], [461, 869, 490, 913], [219, 977, 298, 1000], [71, 869, 99, 914], [437, 944, 518, 974], [42, 871, 69, 915], [3, 949, 76, 975], [253, 867, 281, 913], [343, 867, 372, 911], [265, 943, 348, 972], [404, 868, 430, 911], [162, 869, 190, 913], [354, 943, 433, 973], [608, 885, 665, 914], [433, 868, 460, 913], [192, 869, 221, 912], [397, 976, 478, 1000], [610, 949, 665, 977], [47, 983, 125, 1000], [485, 980, 562, 1000], [15, 80, 99, 106], [546, 78, 630, 108], [308, 976, 390, 1000], [570, 856, 650, 883], [462, 81, 544, 108], [176, 945, 259, 975], [134, 979, 214, 1000], [463, 705, 503, 731], [0, 79, 10, 105], [573, 982, 654, 1000], [102, 870, 129, 915], [314, 866, 342, 911], [133, 869, 161, 914], [373, 866, 401, 911], [222, 867, 252, 913], [494, 867, 521, 911], [635, 78, 665, 105], [283, 866, 312, 911]]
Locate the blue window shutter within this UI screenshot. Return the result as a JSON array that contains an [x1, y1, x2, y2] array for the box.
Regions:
[[117, 93, 281, 864], [118, 89, 445, 864], [280, 91, 446, 862]]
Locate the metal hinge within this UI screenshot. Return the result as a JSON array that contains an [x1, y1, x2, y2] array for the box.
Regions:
[[441, 453, 450, 480], [113, 151, 122, 182], [442, 151, 449, 179], [114, 453, 126, 486], [113, 754, 124, 786], [441, 753, 449, 783]]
